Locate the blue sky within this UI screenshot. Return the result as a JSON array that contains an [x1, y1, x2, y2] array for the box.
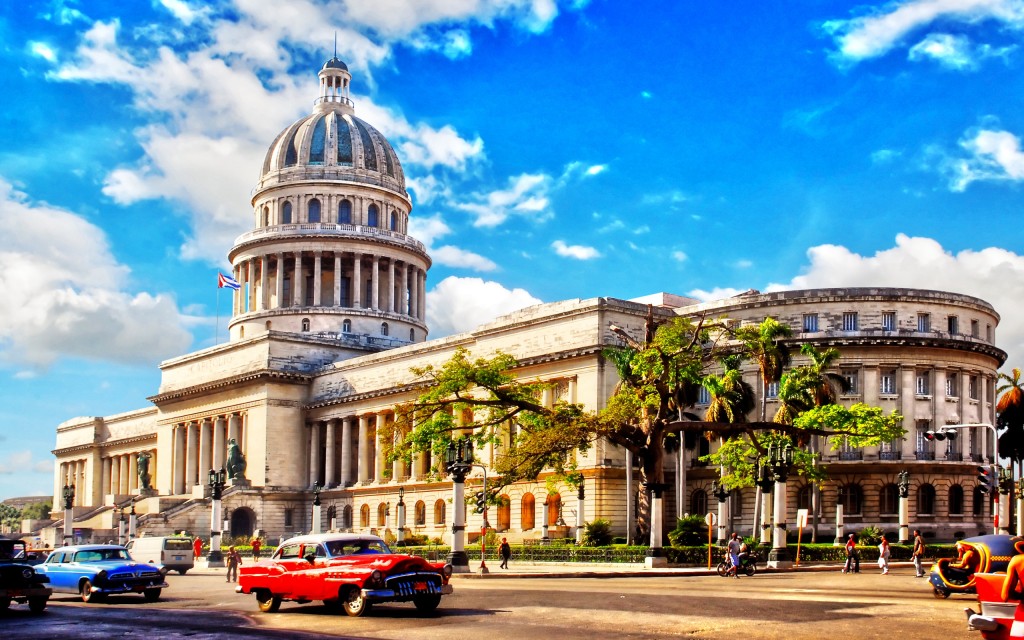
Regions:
[[2, 0, 1024, 502]]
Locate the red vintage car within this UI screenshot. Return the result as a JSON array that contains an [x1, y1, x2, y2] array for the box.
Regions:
[[236, 533, 453, 616]]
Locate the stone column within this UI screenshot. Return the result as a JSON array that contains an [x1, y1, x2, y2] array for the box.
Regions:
[[111, 456, 121, 496], [128, 453, 138, 492], [325, 418, 337, 488], [119, 455, 130, 494], [294, 251, 304, 306], [340, 417, 353, 487], [275, 253, 284, 310], [386, 260, 394, 312], [313, 251, 322, 306], [371, 257, 379, 310], [247, 258, 255, 314], [259, 255, 269, 310], [409, 268, 418, 321], [102, 457, 112, 496], [186, 421, 199, 489], [309, 422, 321, 487], [374, 413, 386, 482], [399, 263, 408, 315], [419, 269, 426, 321], [228, 413, 241, 445], [353, 254, 362, 308], [411, 452, 423, 482], [213, 416, 227, 470], [333, 254, 342, 307], [199, 418, 212, 479], [173, 425, 185, 495], [357, 415, 369, 483]]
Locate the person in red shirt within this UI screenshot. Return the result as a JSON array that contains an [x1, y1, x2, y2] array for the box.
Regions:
[[193, 536, 203, 560], [251, 537, 261, 560]]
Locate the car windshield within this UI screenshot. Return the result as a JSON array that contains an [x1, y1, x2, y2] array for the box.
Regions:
[[74, 548, 130, 562], [325, 539, 391, 557]]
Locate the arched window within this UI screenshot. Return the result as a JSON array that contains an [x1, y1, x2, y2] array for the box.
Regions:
[[377, 503, 387, 527], [265, 321, 272, 331], [338, 199, 352, 224], [797, 484, 812, 511], [381, 322, 389, 336], [409, 328, 415, 341], [522, 493, 536, 530], [414, 500, 426, 526], [343, 505, 353, 529], [308, 198, 321, 223], [368, 203, 379, 227], [434, 499, 446, 526], [974, 486, 987, 516], [730, 489, 743, 518], [342, 319, 352, 333], [360, 504, 370, 528], [390, 211, 398, 231], [497, 494, 511, 532], [281, 201, 292, 224], [691, 489, 707, 516], [918, 483, 936, 515], [842, 484, 863, 515], [879, 483, 899, 515], [949, 484, 964, 515], [239, 326, 245, 338], [301, 318, 310, 332], [546, 493, 561, 526], [262, 206, 269, 227]]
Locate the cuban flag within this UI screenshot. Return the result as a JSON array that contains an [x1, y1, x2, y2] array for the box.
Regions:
[[218, 272, 241, 290]]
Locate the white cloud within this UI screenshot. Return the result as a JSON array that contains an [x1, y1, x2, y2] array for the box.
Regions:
[[0, 178, 192, 370], [949, 127, 1024, 190], [552, 240, 601, 260], [408, 215, 497, 271], [426, 276, 543, 337], [763, 234, 1024, 365], [672, 250, 688, 263], [0, 450, 52, 475], [457, 173, 552, 227], [908, 32, 978, 68], [688, 286, 747, 301], [157, 0, 207, 25], [28, 41, 56, 62], [824, 0, 1024, 63]]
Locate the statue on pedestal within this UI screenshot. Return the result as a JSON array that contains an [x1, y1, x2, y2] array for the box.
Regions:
[[137, 451, 152, 490], [226, 439, 247, 481]]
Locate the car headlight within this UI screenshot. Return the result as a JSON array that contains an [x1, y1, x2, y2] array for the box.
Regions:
[[96, 570, 107, 581], [369, 570, 384, 587], [442, 564, 453, 579], [21, 568, 33, 580]]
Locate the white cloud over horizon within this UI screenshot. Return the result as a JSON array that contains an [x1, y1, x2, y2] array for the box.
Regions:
[[425, 276, 543, 337], [948, 126, 1024, 190], [552, 240, 601, 260], [0, 177, 192, 370]]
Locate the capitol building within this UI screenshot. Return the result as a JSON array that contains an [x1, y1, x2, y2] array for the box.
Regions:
[[49, 58, 1006, 546]]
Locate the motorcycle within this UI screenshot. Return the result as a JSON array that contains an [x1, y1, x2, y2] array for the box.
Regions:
[[717, 551, 760, 577], [931, 534, 1023, 599]]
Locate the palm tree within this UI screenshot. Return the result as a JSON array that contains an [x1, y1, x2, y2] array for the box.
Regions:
[[736, 318, 792, 421], [997, 368, 1024, 476], [795, 343, 850, 406]]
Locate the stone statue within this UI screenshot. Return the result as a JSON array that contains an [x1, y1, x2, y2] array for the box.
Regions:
[[137, 451, 152, 490], [226, 438, 247, 481]]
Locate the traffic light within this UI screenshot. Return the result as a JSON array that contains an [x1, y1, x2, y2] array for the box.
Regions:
[[944, 430, 957, 441], [978, 466, 995, 493], [924, 430, 944, 441], [474, 491, 486, 514]]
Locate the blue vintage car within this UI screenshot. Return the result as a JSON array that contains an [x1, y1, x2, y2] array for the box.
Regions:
[[37, 544, 167, 603]]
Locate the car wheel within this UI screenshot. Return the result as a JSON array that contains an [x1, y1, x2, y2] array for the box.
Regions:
[[0, 597, 10, 610], [28, 597, 47, 614], [413, 594, 441, 614], [143, 589, 162, 602], [256, 590, 281, 613], [745, 564, 756, 577], [177, 569, 188, 575], [716, 562, 728, 577], [81, 579, 105, 603], [341, 587, 371, 617], [932, 587, 950, 599]]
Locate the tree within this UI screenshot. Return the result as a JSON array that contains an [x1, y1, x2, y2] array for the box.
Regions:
[[997, 367, 1024, 476], [390, 308, 904, 549], [0, 504, 21, 532], [735, 317, 792, 422]]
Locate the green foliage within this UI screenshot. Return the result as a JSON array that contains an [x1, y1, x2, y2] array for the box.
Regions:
[[668, 514, 708, 546], [20, 501, 52, 520], [857, 525, 885, 545], [0, 504, 21, 530], [582, 519, 614, 546]]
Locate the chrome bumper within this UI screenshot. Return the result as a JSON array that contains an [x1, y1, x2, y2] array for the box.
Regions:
[[362, 583, 453, 601]]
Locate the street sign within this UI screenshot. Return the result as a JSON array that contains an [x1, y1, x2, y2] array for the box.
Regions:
[[705, 512, 716, 526], [796, 509, 808, 529]]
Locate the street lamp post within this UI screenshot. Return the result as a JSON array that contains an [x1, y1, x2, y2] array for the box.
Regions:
[[576, 484, 585, 545], [766, 443, 794, 569], [396, 487, 406, 544], [115, 506, 126, 546], [897, 470, 911, 544], [311, 482, 322, 534], [445, 438, 473, 573], [61, 484, 75, 546], [646, 482, 670, 568], [207, 468, 226, 567], [711, 480, 729, 546], [754, 463, 774, 547]]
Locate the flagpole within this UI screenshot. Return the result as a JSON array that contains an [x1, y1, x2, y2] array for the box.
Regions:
[[216, 284, 221, 345]]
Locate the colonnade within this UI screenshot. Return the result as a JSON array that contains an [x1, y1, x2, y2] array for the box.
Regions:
[[98, 449, 157, 496], [57, 459, 87, 506], [232, 251, 426, 322], [171, 413, 245, 495]]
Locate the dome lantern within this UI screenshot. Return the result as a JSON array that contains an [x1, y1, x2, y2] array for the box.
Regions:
[[316, 56, 353, 115]]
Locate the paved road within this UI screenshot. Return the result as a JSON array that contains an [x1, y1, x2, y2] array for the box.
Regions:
[[2, 565, 980, 639]]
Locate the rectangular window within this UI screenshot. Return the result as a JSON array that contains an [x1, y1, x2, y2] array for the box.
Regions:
[[880, 370, 896, 395], [971, 319, 980, 338], [948, 316, 959, 335], [916, 420, 933, 452], [766, 381, 779, 398], [842, 312, 858, 331], [284, 508, 294, 528], [698, 387, 710, 404], [881, 312, 896, 331], [842, 369, 859, 394], [969, 376, 979, 400], [802, 313, 818, 332], [946, 373, 958, 397], [917, 313, 930, 332], [987, 324, 993, 342], [916, 372, 930, 396]]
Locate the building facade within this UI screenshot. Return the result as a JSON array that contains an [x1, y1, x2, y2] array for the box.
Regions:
[[50, 59, 1007, 546]]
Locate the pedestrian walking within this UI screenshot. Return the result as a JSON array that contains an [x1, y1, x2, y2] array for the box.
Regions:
[[499, 537, 511, 570], [878, 536, 890, 575], [226, 545, 242, 582], [727, 532, 742, 578], [251, 537, 261, 560], [192, 536, 203, 561], [912, 530, 926, 578], [843, 533, 860, 573]]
